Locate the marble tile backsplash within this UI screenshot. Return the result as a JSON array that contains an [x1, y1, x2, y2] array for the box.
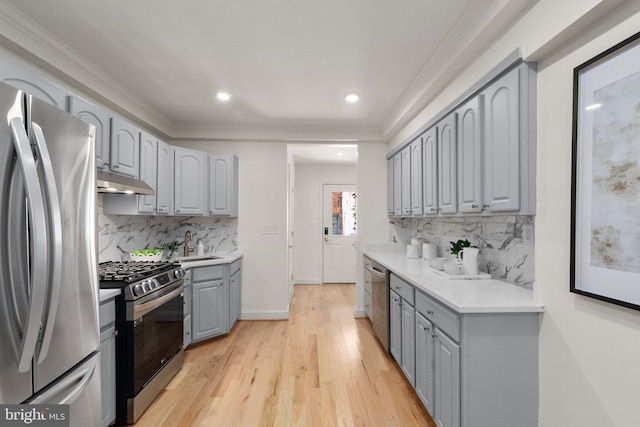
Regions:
[[97, 194, 238, 262], [390, 215, 535, 286]]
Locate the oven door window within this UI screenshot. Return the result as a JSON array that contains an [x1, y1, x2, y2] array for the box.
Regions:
[[132, 293, 183, 393]]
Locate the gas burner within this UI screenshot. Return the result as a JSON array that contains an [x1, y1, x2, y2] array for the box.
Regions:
[[98, 261, 184, 300]]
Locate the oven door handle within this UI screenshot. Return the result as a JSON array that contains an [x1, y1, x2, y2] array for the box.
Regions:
[[133, 284, 183, 319]]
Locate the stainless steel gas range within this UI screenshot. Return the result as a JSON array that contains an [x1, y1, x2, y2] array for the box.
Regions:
[[98, 261, 186, 425]]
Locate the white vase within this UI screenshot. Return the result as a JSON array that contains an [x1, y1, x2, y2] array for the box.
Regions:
[[458, 247, 479, 275]]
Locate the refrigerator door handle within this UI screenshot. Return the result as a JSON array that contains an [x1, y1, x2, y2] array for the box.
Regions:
[[9, 117, 49, 373], [30, 122, 63, 364], [26, 356, 97, 405]]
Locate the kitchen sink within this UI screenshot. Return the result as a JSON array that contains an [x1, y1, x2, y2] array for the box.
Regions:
[[174, 254, 223, 262]]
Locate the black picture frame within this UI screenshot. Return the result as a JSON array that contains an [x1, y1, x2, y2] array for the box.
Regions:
[[570, 30, 640, 311]]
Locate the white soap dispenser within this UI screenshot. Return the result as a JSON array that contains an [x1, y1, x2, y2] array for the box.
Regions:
[[196, 240, 204, 256]]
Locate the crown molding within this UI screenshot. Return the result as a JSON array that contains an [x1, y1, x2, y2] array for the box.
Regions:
[[378, 0, 535, 141], [169, 122, 383, 142], [0, 2, 172, 136]]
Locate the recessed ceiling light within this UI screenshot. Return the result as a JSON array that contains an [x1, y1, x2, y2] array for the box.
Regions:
[[337, 152, 344, 156], [345, 93, 359, 103], [217, 92, 231, 101]]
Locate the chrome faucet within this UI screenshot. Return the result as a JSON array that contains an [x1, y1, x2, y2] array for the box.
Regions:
[[184, 230, 194, 257]]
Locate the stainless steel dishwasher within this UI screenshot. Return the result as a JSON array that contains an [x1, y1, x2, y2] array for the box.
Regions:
[[364, 256, 390, 352]]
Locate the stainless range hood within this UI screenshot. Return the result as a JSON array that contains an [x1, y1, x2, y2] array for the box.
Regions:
[[96, 170, 154, 195]]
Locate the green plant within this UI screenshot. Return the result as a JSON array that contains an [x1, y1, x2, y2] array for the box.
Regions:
[[160, 240, 180, 259], [449, 239, 476, 256]]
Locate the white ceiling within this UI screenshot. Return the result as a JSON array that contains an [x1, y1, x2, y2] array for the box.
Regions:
[[0, 0, 534, 143]]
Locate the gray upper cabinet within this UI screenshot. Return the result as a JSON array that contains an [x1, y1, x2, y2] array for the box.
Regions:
[[69, 96, 111, 170], [156, 141, 174, 215], [457, 96, 483, 213], [422, 127, 438, 216], [0, 56, 66, 109], [387, 61, 536, 217], [209, 154, 239, 217], [138, 132, 158, 213], [387, 158, 394, 216], [393, 154, 402, 216], [410, 138, 423, 216], [174, 147, 207, 215], [110, 117, 140, 178], [400, 146, 411, 216], [482, 66, 521, 213], [438, 113, 457, 214]]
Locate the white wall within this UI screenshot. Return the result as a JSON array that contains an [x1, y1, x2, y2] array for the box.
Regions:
[[174, 140, 290, 319], [388, 0, 640, 425], [293, 163, 357, 284], [355, 142, 389, 316]]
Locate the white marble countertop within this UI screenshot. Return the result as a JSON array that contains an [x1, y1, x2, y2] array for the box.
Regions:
[[177, 251, 243, 269], [364, 249, 544, 314], [99, 288, 120, 303]]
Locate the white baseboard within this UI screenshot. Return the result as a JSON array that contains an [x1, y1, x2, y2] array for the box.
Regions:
[[354, 308, 367, 318], [295, 278, 322, 285], [239, 310, 289, 320]]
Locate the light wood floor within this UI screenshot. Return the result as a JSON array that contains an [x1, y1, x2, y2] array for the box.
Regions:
[[133, 284, 436, 427]]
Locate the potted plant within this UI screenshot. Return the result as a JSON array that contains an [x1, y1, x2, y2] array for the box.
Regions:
[[449, 239, 476, 258], [160, 240, 180, 260]]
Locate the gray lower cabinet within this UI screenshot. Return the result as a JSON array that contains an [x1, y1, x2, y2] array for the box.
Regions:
[[192, 266, 228, 342], [389, 289, 402, 364], [229, 259, 241, 329], [183, 274, 192, 348], [415, 312, 435, 415], [186, 258, 242, 345], [99, 298, 117, 427], [389, 273, 538, 427]]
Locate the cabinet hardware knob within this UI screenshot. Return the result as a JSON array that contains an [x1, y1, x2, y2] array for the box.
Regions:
[[483, 203, 490, 208], [431, 333, 437, 339], [472, 204, 478, 208], [113, 330, 118, 337], [113, 164, 119, 169], [427, 310, 434, 315]]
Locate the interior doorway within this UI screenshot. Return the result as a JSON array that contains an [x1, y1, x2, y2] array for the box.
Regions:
[[322, 184, 357, 283]]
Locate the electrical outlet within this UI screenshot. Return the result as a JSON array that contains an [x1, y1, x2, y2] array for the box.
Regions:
[[261, 224, 279, 234], [522, 224, 534, 246]]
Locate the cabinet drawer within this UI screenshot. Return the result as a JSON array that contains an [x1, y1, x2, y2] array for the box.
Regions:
[[99, 300, 115, 330], [390, 274, 414, 305], [415, 290, 460, 342], [230, 259, 241, 276], [191, 265, 224, 282]]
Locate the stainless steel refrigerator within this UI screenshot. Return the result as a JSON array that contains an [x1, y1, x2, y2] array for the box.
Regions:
[[0, 80, 101, 426]]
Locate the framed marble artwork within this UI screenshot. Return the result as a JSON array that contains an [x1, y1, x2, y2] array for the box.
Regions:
[[570, 31, 640, 310]]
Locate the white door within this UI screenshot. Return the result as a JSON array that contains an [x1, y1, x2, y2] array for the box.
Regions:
[[322, 184, 357, 283]]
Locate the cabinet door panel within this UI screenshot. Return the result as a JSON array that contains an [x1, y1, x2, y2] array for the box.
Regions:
[[410, 139, 423, 216], [156, 141, 174, 214], [400, 147, 411, 216], [99, 326, 116, 427], [230, 271, 241, 328], [69, 97, 111, 170], [435, 331, 460, 427], [110, 117, 139, 178], [416, 312, 435, 416], [393, 154, 402, 216], [438, 114, 457, 214], [422, 127, 438, 215], [192, 280, 228, 341], [483, 68, 520, 212], [389, 290, 402, 364], [457, 97, 483, 213], [138, 133, 157, 213], [387, 158, 394, 216], [209, 155, 238, 216], [174, 147, 207, 215], [401, 302, 415, 386]]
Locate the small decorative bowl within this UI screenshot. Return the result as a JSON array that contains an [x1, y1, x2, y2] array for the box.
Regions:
[[130, 252, 163, 262]]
